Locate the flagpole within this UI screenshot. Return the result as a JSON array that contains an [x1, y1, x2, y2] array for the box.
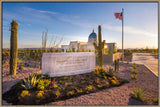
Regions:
[[122, 8, 124, 62]]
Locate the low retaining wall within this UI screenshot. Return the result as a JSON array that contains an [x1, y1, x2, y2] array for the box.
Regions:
[[96, 53, 122, 65]]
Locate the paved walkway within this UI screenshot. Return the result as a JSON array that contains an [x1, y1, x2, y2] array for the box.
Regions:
[[132, 53, 158, 76]]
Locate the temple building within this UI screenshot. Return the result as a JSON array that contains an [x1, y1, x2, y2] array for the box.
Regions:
[[61, 29, 117, 52]]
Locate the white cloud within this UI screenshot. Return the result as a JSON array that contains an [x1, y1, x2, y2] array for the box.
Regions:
[[103, 24, 157, 37], [39, 10, 57, 15]]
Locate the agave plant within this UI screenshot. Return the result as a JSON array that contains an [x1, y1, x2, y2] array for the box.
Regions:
[[21, 73, 37, 90]]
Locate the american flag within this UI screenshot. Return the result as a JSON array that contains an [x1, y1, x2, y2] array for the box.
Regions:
[[114, 12, 122, 20]]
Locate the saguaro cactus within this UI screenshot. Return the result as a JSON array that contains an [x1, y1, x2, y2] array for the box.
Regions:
[[114, 60, 117, 72], [10, 20, 18, 75], [93, 25, 105, 67]]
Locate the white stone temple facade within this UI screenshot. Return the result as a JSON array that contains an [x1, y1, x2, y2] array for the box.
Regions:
[[61, 29, 117, 52]]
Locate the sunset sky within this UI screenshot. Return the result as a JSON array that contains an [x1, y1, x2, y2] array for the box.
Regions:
[[2, 2, 158, 49]]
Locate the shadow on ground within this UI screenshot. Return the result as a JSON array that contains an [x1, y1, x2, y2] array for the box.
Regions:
[[128, 98, 145, 105]]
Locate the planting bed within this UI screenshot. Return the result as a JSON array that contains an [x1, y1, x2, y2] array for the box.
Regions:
[[3, 70, 127, 105]]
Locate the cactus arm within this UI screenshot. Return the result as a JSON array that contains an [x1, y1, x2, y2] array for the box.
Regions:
[[93, 42, 98, 50], [101, 40, 106, 49]]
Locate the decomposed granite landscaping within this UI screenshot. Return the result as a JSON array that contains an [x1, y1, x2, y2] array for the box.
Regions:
[[2, 62, 158, 105]]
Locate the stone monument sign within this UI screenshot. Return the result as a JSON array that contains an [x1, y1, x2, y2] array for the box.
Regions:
[[42, 52, 95, 77]]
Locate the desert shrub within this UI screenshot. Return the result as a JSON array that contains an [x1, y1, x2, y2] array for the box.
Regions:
[[109, 67, 114, 76], [131, 74, 138, 81], [152, 98, 158, 103], [36, 91, 44, 99], [122, 78, 130, 83], [65, 82, 71, 86], [63, 76, 68, 80], [131, 69, 138, 74], [81, 80, 86, 84], [108, 77, 112, 80], [142, 70, 149, 74], [37, 79, 51, 90], [95, 78, 100, 84], [21, 73, 37, 90], [132, 63, 137, 69], [18, 90, 29, 99], [53, 84, 58, 89], [77, 89, 83, 93], [97, 84, 103, 88], [85, 85, 93, 91], [67, 90, 74, 96], [94, 67, 108, 78], [59, 80, 64, 84], [112, 76, 117, 80], [55, 91, 61, 97], [105, 82, 110, 87], [130, 87, 145, 101], [104, 76, 107, 79], [111, 80, 118, 85]]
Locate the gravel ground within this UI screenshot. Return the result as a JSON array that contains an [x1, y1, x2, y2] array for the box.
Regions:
[[2, 62, 158, 105], [47, 62, 158, 105]]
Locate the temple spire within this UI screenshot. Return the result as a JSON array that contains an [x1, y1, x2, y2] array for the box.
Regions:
[[92, 28, 94, 32]]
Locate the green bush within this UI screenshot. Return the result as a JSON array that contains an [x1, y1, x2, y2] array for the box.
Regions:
[[55, 91, 61, 97], [37, 79, 51, 90], [131, 69, 138, 74], [85, 85, 93, 91], [112, 76, 117, 80], [132, 63, 137, 69], [18, 90, 29, 99], [77, 89, 83, 93], [131, 74, 138, 81], [97, 84, 103, 88], [67, 90, 74, 96], [111, 80, 118, 85], [94, 67, 108, 78], [104, 82, 110, 87], [53, 84, 58, 89], [36, 91, 44, 99], [59, 80, 63, 84], [65, 82, 71, 86], [21, 73, 37, 90], [130, 87, 145, 102], [95, 78, 100, 84], [122, 78, 130, 83]]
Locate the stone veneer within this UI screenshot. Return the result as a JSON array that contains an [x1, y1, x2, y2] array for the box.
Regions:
[[42, 52, 95, 77]]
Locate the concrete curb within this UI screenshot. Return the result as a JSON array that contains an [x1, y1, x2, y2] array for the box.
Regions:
[[121, 61, 158, 77], [143, 64, 158, 77]]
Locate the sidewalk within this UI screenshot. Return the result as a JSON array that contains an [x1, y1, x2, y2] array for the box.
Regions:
[[132, 53, 158, 76]]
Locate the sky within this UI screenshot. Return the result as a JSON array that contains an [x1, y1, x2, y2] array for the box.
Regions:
[[2, 2, 158, 49]]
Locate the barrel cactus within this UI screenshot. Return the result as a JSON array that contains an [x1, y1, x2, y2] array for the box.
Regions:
[[93, 25, 105, 67], [10, 20, 18, 75]]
